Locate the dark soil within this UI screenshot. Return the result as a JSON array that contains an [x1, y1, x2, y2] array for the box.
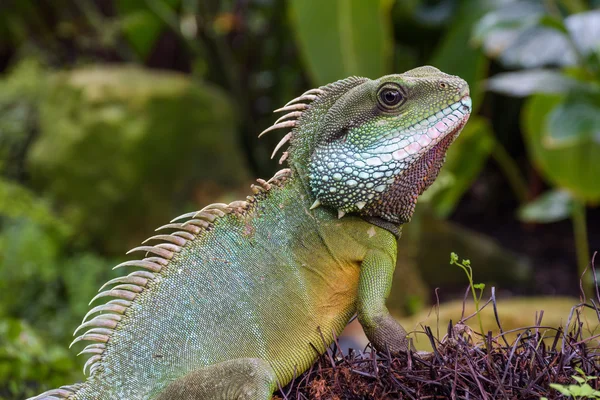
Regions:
[[275, 291, 600, 400]]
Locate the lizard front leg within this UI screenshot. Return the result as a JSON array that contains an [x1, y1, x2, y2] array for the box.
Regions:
[[357, 249, 411, 354]]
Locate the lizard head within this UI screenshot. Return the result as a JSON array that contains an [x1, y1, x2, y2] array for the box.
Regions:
[[264, 66, 471, 225]]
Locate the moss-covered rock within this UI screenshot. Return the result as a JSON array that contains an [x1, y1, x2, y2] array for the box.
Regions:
[[28, 65, 248, 252]]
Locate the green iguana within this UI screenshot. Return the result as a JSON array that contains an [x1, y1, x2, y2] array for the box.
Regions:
[[31, 66, 471, 400]]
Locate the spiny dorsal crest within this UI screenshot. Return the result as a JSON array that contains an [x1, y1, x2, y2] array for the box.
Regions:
[[258, 76, 366, 164], [64, 81, 365, 380], [29, 170, 293, 399]]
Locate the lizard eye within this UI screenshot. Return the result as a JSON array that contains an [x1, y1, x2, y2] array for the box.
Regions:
[[377, 85, 405, 110]]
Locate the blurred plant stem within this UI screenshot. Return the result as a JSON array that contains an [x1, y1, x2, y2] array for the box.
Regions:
[[490, 138, 529, 204], [143, 0, 269, 174], [571, 199, 591, 297], [491, 136, 592, 296], [74, 0, 139, 62], [143, 0, 205, 57], [555, 0, 588, 16], [143, 0, 244, 106]]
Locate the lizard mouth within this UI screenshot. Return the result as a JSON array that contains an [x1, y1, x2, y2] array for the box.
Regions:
[[418, 115, 468, 193], [416, 98, 471, 194]]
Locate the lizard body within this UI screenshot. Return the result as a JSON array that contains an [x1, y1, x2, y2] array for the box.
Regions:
[[31, 66, 471, 400]]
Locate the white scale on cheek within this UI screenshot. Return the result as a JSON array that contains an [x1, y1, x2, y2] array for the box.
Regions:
[[406, 142, 422, 155], [366, 157, 383, 166], [427, 127, 441, 139], [380, 153, 393, 163], [418, 135, 432, 147], [392, 149, 408, 161]]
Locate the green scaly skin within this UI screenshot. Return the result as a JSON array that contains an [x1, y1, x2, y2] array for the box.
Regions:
[[31, 66, 471, 400]]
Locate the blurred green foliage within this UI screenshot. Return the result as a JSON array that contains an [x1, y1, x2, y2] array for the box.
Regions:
[[0, 0, 598, 398], [0, 178, 97, 398], [28, 65, 245, 252], [477, 1, 600, 291], [290, 0, 394, 85]]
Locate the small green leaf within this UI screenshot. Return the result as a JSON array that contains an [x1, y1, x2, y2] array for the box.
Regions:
[[473, 283, 485, 290], [568, 384, 582, 396], [572, 375, 586, 384], [450, 252, 458, 264], [517, 190, 574, 223], [550, 383, 573, 396]]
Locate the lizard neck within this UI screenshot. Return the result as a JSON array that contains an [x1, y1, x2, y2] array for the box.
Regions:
[[289, 163, 313, 201], [288, 163, 401, 238]]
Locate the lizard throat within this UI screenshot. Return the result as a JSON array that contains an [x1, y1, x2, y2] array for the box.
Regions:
[[365, 114, 469, 224]]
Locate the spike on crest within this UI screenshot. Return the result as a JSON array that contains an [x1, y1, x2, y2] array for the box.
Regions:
[[270, 132, 292, 159], [310, 199, 321, 210], [278, 151, 289, 164], [274, 111, 303, 125], [258, 120, 297, 138]]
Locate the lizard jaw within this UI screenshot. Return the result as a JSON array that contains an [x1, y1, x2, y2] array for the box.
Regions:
[[309, 95, 472, 218], [364, 96, 472, 224]]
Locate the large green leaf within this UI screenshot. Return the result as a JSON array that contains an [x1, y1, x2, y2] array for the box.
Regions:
[[486, 69, 584, 97], [429, 0, 489, 113], [517, 190, 574, 223], [474, 4, 600, 68], [523, 94, 600, 202], [545, 91, 600, 148], [290, 0, 393, 85]]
